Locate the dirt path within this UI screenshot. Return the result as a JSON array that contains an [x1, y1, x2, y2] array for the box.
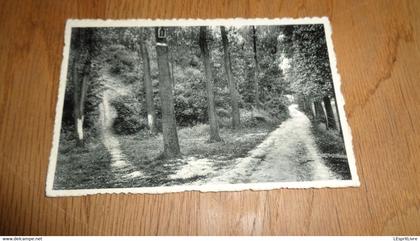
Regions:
[[99, 72, 144, 182], [171, 104, 339, 184]]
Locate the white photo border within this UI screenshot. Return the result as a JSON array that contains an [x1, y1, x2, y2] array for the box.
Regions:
[[46, 17, 360, 197]]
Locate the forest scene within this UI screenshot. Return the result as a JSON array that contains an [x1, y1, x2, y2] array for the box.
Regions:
[[53, 23, 352, 190]]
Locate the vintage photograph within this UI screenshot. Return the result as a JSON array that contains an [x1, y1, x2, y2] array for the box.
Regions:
[[46, 18, 359, 196]]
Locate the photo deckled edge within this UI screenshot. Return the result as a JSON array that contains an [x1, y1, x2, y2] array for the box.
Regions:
[[46, 17, 360, 197]]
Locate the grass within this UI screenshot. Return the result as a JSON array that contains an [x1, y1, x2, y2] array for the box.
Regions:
[[53, 131, 114, 190], [310, 123, 352, 180]]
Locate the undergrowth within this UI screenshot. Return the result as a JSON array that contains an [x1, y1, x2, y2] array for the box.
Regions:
[[310, 123, 351, 180]]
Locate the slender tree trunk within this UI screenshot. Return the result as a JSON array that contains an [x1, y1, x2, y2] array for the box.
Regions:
[[155, 28, 181, 158], [199, 26, 222, 142], [252, 26, 261, 108], [221, 26, 240, 129], [333, 96, 344, 139], [314, 100, 328, 126], [323, 96, 337, 129], [139, 36, 157, 134], [304, 96, 314, 120]]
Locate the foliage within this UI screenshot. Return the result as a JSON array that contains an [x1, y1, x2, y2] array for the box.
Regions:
[[111, 95, 146, 135], [107, 45, 137, 77], [173, 67, 208, 126], [56, 24, 350, 187], [310, 124, 350, 179], [283, 24, 333, 101], [240, 108, 285, 128], [61, 28, 105, 138]]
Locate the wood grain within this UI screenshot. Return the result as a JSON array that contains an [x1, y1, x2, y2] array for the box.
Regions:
[[0, 0, 419, 235]]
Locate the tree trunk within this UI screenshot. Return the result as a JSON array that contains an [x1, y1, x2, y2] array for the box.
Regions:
[[139, 35, 157, 134], [314, 100, 327, 126], [72, 58, 87, 146], [155, 27, 181, 158], [304, 96, 314, 120], [221, 26, 240, 129], [199, 26, 222, 142], [169, 51, 175, 88], [252, 26, 261, 109], [323, 96, 337, 129]]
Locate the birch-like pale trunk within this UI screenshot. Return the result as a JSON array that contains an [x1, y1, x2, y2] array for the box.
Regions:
[[139, 33, 157, 134]]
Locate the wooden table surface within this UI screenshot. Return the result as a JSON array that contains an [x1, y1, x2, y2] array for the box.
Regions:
[[0, 0, 419, 235]]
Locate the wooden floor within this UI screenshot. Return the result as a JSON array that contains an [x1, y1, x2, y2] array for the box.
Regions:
[[0, 0, 419, 235]]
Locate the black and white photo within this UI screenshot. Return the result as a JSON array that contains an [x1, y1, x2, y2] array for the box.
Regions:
[[46, 18, 359, 196]]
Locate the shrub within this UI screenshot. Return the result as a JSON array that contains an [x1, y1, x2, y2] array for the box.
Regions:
[[241, 108, 271, 127]]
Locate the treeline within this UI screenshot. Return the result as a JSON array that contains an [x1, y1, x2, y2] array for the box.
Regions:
[[282, 24, 341, 133], [63, 25, 290, 158], [62, 24, 339, 159]]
